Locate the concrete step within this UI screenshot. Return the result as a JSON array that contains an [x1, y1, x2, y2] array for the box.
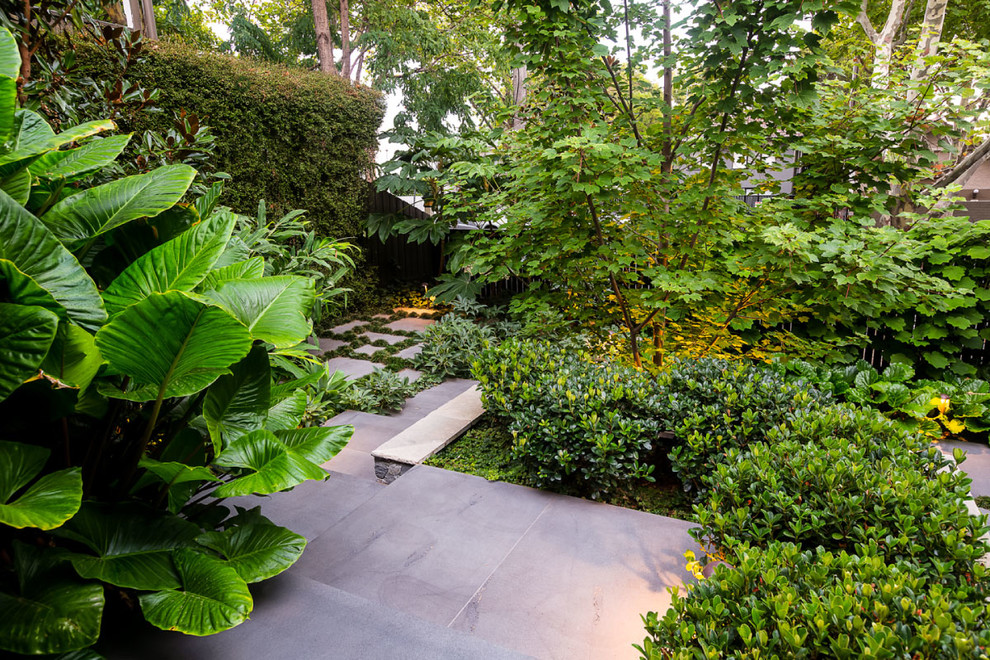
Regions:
[[371, 385, 484, 468]]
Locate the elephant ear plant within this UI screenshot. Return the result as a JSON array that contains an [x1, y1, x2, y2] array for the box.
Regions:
[[0, 27, 351, 655]]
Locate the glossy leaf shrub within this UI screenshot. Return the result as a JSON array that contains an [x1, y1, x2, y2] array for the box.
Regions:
[[637, 542, 990, 659], [415, 313, 495, 380], [473, 338, 662, 498], [694, 406, 987, 589], [660, 358, 832, 494]]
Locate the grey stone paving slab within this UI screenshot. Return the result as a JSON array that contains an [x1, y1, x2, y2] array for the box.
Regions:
[[218, 472, 384, 541], [99, 572, 532, 660], [373, 386, 484, 465], [362, 331, 409, 345], [938, 439, 990, 496], [398, 368, 423, 383], [331, 319, 370, 333], [388, 317, 435, 332], [324, 447, 378, 480], [449, 496, 698, 660], [396, 343, 424, 360], [292, 465, 557, 628], [373, 313, 391, 319], [310, 337, 347, 355], [326, 357, 384, 379], [401, 378, 478, 416], [354, 344, 388, 357]]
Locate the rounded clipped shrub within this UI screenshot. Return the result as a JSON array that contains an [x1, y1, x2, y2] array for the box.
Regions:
[[473, 338, 663, 498], [660, 358, 833, 494], [637, 542, 990, 659], [692, 406, 988, 588]]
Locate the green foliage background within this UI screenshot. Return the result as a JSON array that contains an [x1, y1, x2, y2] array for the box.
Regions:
[[73, 38, 385, 249]]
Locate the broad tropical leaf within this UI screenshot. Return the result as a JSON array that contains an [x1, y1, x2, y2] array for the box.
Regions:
[[277, 426, 351, 466], [39, 323, 103, 391], [0, 26, 18, 145], [0, 441, 82, 530], [197, 256, 265, 292], [0, 543, 104, 655], [212, 430, 325, 498], [0, 303, 58, 401], [204, 276, 316, 348], [0, 115, 115, 180], [203, 345, 271, 453], [196, 521, 306, 583], [194, 180, 224, 219], [95, 291, 253, 402], [1, 169, 30, 204], [31, 134, 132, 181], [0, 189, 107, 331], [41, 164, 196, 243], [102, 210, 237, 316], [57, 503, 201, 591], [139, 548, 253, 635], [266, 389, 307, 431], [138, 457, 219, 513]]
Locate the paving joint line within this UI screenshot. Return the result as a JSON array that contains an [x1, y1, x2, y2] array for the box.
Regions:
[[445, 499, 554, 628]]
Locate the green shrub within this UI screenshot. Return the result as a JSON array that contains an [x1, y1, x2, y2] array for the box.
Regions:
[[76, 40, 384, 238], [660, 358, 832, 494], [637, 542, 990, 659], [343, 369, 417, 414], [415, 314, 495, 379], [473, 338, 662, 498], [693, 406, 987, 589]]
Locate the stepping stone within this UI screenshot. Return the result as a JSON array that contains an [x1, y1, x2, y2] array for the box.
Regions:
[[396, 343, 424, 360], [395, 307, 435, 316], [397, 368, 423, 383], [373, 313, 391, 319], [325, 357, 384, 380], [387, 317, 435, 333], [361, 331, 408, 345], [309, 338, 347, 355], [354, 345, 386, 357], [372, 385, 484, 466], [331, 320, 369, 333]]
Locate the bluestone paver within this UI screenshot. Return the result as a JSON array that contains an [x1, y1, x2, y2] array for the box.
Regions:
[[373, 386, 484, 465], [395, 343, 424, 360], [938, 439, 990, 496], [310, 337, 347, 355], [331, 320, 370, 333], [325, 357, 384, 379], [362, 331, 409, 345], [387, 317, 435, 332]]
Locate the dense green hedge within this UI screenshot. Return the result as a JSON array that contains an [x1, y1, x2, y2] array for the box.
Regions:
[[77, 40, 384, 242]]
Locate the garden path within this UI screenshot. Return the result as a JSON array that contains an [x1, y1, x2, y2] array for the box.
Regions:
[[99, 374, 700, 659]]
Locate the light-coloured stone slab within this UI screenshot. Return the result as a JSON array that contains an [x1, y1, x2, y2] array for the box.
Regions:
[[398, 368, 423, 383], [360, 331, 408, 345], [309, 338, 347, 355], [396, 344, 424, 360], [395, 307, 436, 316], [372, 386, 484, 465], [354, 345, 387, 357], [373, 313, 391, 319], [325, 357, 384, 380], [387, 317, 435, 333], [331, 320, 369, 333]]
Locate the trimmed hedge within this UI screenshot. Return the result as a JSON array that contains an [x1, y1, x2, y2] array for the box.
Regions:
[[76, 40, 385, 242]]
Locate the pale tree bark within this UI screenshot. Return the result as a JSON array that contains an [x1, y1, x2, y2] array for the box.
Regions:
[[909, 0, 949, 84], [312, 0, 335, 73], [139, 0, 157, 39], [857, 0, 909, 81], [509, 63, 527, 129], [339, 0, 351, 79], [934, 137, 990, 188]]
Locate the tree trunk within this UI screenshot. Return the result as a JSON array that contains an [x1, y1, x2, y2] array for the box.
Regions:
[[909, 0, 949, 84], [339, 0, 351, 80], [312, 0, 335, 73], [509, 63, 527, 129], [857, 0, 910, 82], [140, 0, 158, 40]]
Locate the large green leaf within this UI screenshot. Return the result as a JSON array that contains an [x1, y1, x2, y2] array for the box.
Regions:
[[212, 430, 326, 498], [102, 210, 237, 316], [277, 426, 351, 466], [0, 189, 107, 331], [139, 548, 253, 635], [0, 27, 17, 146], [203, 345, 271, 453], [0, 114, 114, 180], [0, 302, 58, 400], [39, 323, 103, 391], [266, 389, 307, 431], [138, 457, 219, 514], [41, 164, 197, 243], [57, 504, 201, 591], [204, 276, 316, 348], [95, 291, 253, 402], [31, 134, 132, 181], [197, 256, 265, 292], [0, 543, 104, 655], [196, 520, 306, 583], [1, 168, 30, 204], [0, 441, 82, 530]]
